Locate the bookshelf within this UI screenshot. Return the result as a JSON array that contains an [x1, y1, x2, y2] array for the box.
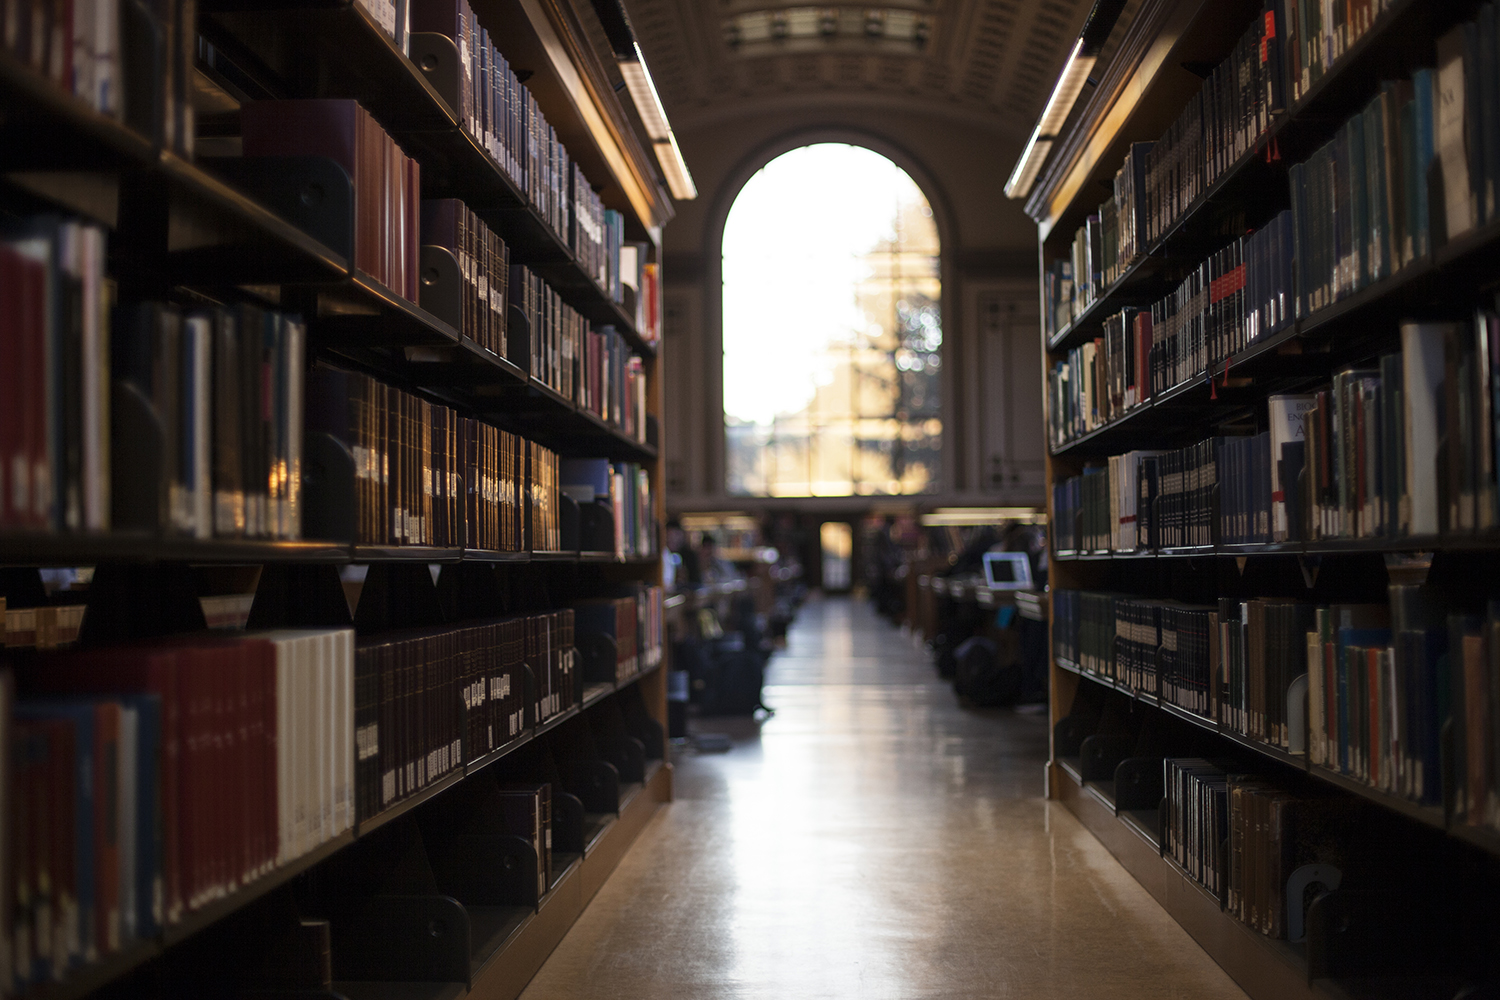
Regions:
[[0, 0, 677, 994], [1029, 0, 1500, 996]]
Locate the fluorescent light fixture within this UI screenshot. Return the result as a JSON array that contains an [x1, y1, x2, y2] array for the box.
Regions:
[[619, 45, 670, 141], [617, 43, 697, 200], [654, 132, 698, 200], [920, 507, 1047, 527], [1004, 39, 1095, 200], [1004, 0, 1129, 200]]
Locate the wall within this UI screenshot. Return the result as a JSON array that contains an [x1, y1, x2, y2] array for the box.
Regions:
[[661, 103, 1046, 513]]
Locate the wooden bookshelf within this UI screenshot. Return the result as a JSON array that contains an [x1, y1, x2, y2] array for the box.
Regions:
[[0, 0, 677, 994], [1030, 0, 1500, 996]]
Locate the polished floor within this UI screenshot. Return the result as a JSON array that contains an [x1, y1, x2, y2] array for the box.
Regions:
[[520, 596, 1248, 1000]]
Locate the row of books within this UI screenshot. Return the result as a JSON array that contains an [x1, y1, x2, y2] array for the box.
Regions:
[[7, 628, 357, 988], [1164, 759, 1374, 939], [559, 460, 656, 559], [1056, 312, 1500, 550], [410, 0, 583, 254], [1044, 211, 1295, 448], [307, 367, 535, 551], [1053, 590, 1213, 708], [1043, 0, 1430, 344], [1056, 577, 1500, 828], [421, 198, 510, 357], [2, 594, 665, 990], [0, 219, 111, 534], [1054, 590, 1323, 749], [1144, 4, 1285, 248], [241, 100, 422, 306], [578, 327, 650, 443], [355, 611, 574, 822], [0, 217, 309, 542], [7, 0, 196, 155]]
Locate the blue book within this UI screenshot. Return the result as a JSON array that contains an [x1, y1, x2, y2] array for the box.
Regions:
[[16, 702, 97, 969], [121, 694, 162, 940], [1412, 68, 1437, 260]]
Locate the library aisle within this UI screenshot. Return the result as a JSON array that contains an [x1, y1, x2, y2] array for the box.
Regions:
[[520, 597, 1247, 999]]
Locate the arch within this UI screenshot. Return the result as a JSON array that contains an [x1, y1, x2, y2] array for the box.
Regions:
[[719, 140, 947, 497]]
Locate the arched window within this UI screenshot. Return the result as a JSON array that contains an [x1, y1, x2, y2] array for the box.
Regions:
[[722, 144, 941, 497]]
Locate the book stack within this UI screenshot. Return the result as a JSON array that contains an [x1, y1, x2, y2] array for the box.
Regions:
[[421, 199, 510, 357], [495, 783, 552, 898], [526, 610, 576, 723], [240, 100, 421, 304], [12, 627, 356, 982], [115, 300, 307, 541], [1144, 3, 1286, 247], [1051, 589, 1117, 678], [356, 0, 408, 50], [638, 584, 664, 670], [1045, 310, 1153, 448], [1042, 258, 1075, 341], [305, 368, 529, 550], [527, 439, 560, 552]]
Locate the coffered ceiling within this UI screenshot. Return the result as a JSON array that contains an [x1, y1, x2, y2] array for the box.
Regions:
[[617, 0, 1141, 140]]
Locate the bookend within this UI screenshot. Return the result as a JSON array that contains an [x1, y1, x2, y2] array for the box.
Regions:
[[550, 715, 621, 815], [409, 33, 462, 113], [1285, 864, 1341, 944], [587, 701, 646, 784], [559, 492, 581, 551], [1053, 716, 1088, 759], [201, 156, 355, 262], [418, 778, 544, 909], [248, 563, 354, 630], [79, 563, 208, 643], [1304, 888, 1461, 981], [161, 889, 341, 997], [500, 742, 586, 855], [616, 684, 666, 760], [577, 631, 618, 684], [1112, 758, 1164, 813], [578, 500, 614, 552], [507, 304, 531, 376], [1079, 734, 1134, 783], [354, 562, 449, 633], [110, 379, 165, 531], [301, 431, 357, 544], [418, 244, 464, 332], [308, 817, 471, 988]]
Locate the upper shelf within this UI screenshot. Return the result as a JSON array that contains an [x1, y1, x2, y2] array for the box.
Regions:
[[1030, 0, 1458, 263], [198, 0, 658, 353]]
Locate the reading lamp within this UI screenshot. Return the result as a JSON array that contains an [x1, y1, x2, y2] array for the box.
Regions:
[[1004, 0, 1129, 200], [593, 0, 698, 200]]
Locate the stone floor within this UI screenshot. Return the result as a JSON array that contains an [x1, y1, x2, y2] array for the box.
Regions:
[[519, 595, 1247, 1000]]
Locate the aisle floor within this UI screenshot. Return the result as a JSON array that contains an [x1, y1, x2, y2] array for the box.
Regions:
[[520, 596, 1248, 1000]]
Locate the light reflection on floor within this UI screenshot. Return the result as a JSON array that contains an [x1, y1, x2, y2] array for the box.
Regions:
[[519, 596, 1247, 1000]]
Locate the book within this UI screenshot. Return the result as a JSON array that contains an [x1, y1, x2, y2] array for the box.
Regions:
[[240, 99, 422, 304], [421, 198, 510, 358]]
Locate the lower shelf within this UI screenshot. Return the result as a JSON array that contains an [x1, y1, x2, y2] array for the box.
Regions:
[[466, 760, 671, 1000]]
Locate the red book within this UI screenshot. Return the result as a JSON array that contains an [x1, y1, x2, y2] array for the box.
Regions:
[[22, 648, 185, 925]]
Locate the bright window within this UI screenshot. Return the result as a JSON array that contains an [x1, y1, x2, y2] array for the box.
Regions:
[[723, 144, 942, 497]]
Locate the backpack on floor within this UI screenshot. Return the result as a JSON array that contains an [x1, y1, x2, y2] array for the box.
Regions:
[[695, 634, 767, 716], [953, 634, 1022, 707]]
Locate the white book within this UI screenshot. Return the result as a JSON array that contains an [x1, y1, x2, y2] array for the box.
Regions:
[[81, 226, 109, 531], [1436, 27, 1476, 239], [1401, 322, 1454, 536], [275, 635, 294, 864]]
